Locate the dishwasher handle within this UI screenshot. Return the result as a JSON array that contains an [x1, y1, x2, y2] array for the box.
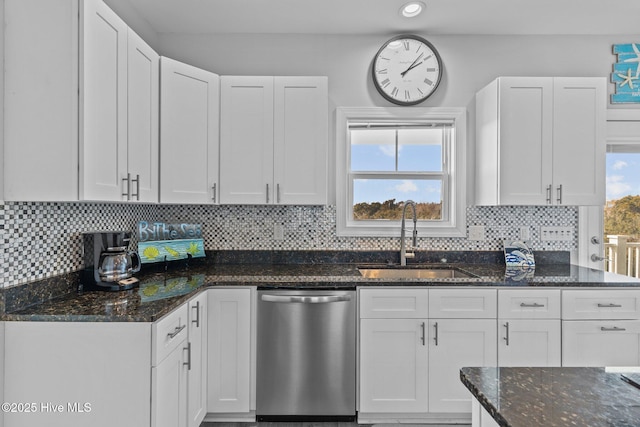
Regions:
[[261, 294, 352, 304]]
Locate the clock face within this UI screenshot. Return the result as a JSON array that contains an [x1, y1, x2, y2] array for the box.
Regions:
[[372, 35, 443, 106]]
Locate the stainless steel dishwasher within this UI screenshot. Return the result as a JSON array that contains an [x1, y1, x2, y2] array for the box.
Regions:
[[257, 289, 356, 420]]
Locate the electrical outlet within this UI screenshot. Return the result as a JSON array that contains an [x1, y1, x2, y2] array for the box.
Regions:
[[274, 224, 284, 241], [468, 225, 485, 241], [519, 226, 530, 241], [540, 226, 573, 241]]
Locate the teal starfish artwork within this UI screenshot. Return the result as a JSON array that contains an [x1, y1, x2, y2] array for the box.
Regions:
[[612, 44, 640, 103]]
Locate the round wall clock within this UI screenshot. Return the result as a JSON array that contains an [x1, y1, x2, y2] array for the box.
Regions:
[[372, 35, 443, 106]]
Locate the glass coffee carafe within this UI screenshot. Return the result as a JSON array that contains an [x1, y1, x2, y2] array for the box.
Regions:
[[98, 246, 141, 282]]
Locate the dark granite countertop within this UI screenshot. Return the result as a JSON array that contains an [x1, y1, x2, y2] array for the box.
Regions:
[[3, 250, 640, 322], [460, 367, 640, 427]]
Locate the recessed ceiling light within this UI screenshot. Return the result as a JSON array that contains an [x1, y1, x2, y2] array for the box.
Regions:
[[400, 1, 425, 18]]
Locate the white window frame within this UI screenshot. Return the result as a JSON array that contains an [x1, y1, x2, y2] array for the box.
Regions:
[[336, 107, 467, 237]]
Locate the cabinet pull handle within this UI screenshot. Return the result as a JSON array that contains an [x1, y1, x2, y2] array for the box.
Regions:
[[503, 322, 510, 346], [601, 326, 626, 332], [192, 301, 200, 327], [184, 342, 192, 370], [266, 183, 269, 204], [131, 174, 140, 201], [520, 302, 545, 308], [212, 183, 217, 203], [122, 173, 131, 200], [167, 324, 186, 339], [546, 185, 552, 204], [277, 183, 281, 204], [433, 322, 439, 346], [597, 303, 623, 308], [556, 184, 563, 204], [421, 322, 426, 346]]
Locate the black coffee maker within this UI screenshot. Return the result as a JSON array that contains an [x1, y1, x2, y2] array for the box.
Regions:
[[81, 231, 141, 291]]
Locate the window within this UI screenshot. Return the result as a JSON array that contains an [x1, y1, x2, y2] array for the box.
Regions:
[[336, 107, 467, 237]]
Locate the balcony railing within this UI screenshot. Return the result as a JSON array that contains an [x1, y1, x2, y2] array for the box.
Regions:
[[604, 235, 640, 278]]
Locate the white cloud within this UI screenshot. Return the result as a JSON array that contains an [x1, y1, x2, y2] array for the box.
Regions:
[[607, 174, 633, 199], [378, 145, 395, 157], [395, 180, 418, 193], [613, 160, 628, 170]]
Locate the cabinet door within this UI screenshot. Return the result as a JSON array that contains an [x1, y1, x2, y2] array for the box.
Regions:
[[4, 0, 79, 201], [127, 28, 159, 202], [160, 57, 219, 204], [428, 319, 497, 413], [220, 76, 275, 204], [359, 319, 428, 414], [207, 288, 252, 413], [273, 77, 328, 205], [80, 0, 128, 201], [552, 77, 606, 205], [187, 293, 207, 427], [562, 320, 640, 367], [498, 77, 553, 205], [498, 319, 561, 367], [152, 340, 189, 427]]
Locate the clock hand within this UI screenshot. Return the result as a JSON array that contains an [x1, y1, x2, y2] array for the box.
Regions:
[[400, 52, 424, 77], [401, 61, 423, 77]]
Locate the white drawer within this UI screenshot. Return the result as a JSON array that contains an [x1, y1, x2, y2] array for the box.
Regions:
[[562, 290, 640, 320], [429, 288, 497, 319], [152, 302, 189, 366], [359, 288, 428, 318], [498, 289, 561, 319]]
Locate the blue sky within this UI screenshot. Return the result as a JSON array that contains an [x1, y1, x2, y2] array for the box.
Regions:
[[606, 153, 640, 201], [350, 127, 443, 204]]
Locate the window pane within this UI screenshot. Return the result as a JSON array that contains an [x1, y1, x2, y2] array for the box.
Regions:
[[353, 179, 442, 220], [350, 128, 395, 171], [398, 128, 442, 172]]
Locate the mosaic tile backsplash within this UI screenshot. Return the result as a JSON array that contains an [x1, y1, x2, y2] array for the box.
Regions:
[[0, 201, 578, 288]]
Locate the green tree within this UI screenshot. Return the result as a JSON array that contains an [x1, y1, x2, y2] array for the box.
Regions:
[[605, 195, 640, 239]]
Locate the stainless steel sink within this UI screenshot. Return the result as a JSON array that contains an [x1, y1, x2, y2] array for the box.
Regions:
[[358, 267, 478, 279]]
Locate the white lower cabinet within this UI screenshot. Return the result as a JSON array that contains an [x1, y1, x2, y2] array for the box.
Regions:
[[562, 289, 640, 366], [359, 318, 428, 413], [497, 289, 561, 367], [562, 320, 640, 366], [4, 322, 151, 427], [498, 319, 561, 367], [187, 293, 208, 427], [152, 302, 190, 427], [206, 288, 254, 418], [358, 288, 496, 422], [152, 339, 189, 427], [428, 318, 497, 414]]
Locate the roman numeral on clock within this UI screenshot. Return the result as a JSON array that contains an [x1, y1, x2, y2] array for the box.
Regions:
[[380, 78, 390, 88]]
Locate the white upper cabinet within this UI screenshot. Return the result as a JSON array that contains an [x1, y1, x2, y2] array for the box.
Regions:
[[475, 76, 605, 206], [126, 29, 160, 203], [273, 77, 328, 205], [219, 76, 328, 205], [219, 76, 275, 204], [80, 0, 129, 201], [159, 57, 220, 204], [5, 0, 80, 201], [4, 0, 159, 202]]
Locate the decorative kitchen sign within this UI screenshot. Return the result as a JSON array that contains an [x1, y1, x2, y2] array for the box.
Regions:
[[137, 221, 205, 263], [611, 43, 640, 103]]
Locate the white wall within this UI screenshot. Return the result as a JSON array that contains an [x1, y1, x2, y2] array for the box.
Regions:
[[156, 33, 640, 205]]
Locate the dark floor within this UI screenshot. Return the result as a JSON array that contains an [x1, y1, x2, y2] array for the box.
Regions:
[[202, 423, 469, 427]]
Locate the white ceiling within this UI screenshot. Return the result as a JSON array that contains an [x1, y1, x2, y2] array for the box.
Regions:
[[110, 0, 640, 36]]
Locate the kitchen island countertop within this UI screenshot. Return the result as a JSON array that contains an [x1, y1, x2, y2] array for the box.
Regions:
[[3, 260, 640, 322], [460, 366, 640, 427]]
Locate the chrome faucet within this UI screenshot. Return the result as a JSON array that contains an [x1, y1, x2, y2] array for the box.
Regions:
[[400, 200, 418, 266]]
